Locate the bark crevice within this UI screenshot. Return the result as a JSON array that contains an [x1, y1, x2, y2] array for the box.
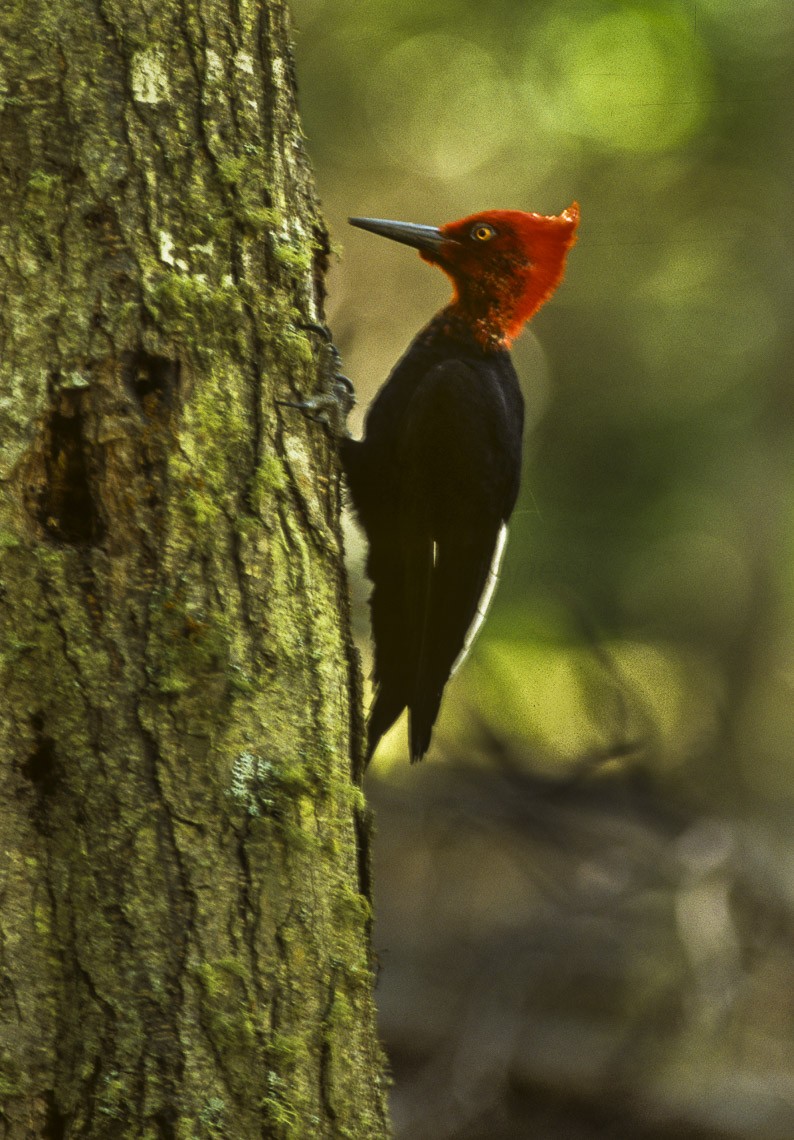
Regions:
[[0, 1, 388, 1134]]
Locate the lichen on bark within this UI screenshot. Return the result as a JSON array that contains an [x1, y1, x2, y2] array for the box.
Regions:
[[0, 1, 388, 1136]]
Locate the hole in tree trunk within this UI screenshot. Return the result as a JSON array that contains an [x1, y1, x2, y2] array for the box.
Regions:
[[31, 385, 104, 546], [124, 349, 179, 418]]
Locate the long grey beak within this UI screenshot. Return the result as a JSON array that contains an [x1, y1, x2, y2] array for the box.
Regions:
[[348, 216, 445, 254]]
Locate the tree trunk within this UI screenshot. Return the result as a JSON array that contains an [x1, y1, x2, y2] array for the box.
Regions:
[[0, 1, 388, 1136]]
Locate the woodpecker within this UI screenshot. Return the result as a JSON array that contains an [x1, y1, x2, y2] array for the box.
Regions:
[[288, 205, 579, 762], [345, 206, 580, 762]]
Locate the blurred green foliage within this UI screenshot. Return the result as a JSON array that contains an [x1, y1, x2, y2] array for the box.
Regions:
[[292, 0, 794, 802]]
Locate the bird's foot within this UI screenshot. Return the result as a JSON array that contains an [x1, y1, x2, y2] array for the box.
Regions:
[[277, 323, 355, 439]]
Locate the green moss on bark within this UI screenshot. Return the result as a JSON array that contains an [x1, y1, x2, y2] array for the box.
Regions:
[[0, 0, 388, 1136]]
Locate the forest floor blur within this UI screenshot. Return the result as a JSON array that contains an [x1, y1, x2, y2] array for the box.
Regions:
[[368, 734, 794, 1140]]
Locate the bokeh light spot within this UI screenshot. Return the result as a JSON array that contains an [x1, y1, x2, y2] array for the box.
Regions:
[[534, 9, 710, 153], [368, 35, 514, 178], [636, 229, 778, 409]]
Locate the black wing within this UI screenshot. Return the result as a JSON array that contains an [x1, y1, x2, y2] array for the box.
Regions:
[[368, 358, 522, 761]]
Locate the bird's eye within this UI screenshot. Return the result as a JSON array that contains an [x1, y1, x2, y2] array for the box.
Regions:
[[471, 224, 496, 242]]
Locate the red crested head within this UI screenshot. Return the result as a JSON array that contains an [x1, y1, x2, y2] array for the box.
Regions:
[[431, 205, 579, 347], [349, 204, 579, 349]]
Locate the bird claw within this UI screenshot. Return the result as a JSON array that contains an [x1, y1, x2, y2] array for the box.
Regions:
[[297, 321, 334, 343], [278, 323, 355, 439], [277, 376, 355, 434]]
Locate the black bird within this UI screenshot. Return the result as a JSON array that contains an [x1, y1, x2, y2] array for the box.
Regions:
[[341, 206, 579, 761]]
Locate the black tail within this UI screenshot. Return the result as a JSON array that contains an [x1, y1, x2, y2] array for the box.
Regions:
[[366, 685, 406, 765], [408, 689, 444, 762], [366, 687, 441, 764]]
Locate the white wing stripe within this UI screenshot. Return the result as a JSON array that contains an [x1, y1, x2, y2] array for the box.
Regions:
[[450, 523, 508, 677]]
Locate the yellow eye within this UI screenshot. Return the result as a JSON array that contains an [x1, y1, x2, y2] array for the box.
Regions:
[[471, 224, 496, 242]]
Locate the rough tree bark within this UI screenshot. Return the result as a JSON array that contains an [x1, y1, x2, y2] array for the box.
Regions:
[[0, 1, 389, 1136]]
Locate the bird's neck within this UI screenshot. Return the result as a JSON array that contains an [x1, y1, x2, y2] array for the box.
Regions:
[[449, 296, 517, 351], [448, 269, 541, 350], [446, 257, 569, 349], [419, 307, 506, 356]]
